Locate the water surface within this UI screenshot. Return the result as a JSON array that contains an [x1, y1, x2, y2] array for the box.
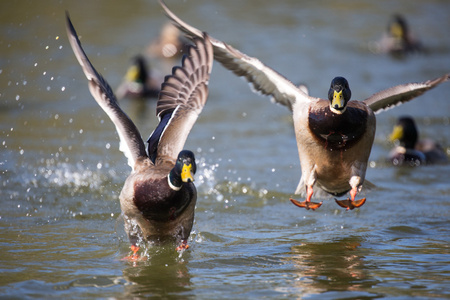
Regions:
[[1, 0, 450, 299]]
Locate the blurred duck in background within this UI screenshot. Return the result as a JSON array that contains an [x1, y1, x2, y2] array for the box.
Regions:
[[370, 14, 423, 57], [116, 55, 163, 100], [116, 22, 191, 101], [389, 116, 448, 166], [147, 22, 191, 59]]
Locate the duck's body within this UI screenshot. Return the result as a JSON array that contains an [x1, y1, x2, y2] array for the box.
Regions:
[[389, 146, 425, 166], [389, 116, 448, 166], [160, 1, 449, 210], [294, 98, 375, 198], [66, 13, 213, 254], [417, 140, 448, 164], [120, 157, 196, 245]]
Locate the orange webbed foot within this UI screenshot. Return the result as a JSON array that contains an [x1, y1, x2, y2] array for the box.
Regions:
[[176, 241, 189, 252], [121, 245, 141, 261], [290, 198, 323, 210], [335, 198, 366, 210]]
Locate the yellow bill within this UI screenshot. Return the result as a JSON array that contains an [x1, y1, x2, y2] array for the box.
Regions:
[[389, 125, 404, 141], [331, 90, 345, 112], [125, 65, 139, 82], [181, 163, 194, 182]]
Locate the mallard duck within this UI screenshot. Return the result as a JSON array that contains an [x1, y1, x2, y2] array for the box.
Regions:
[[66, 13, 213, 256], [160, 1, 449, 210], [389, 116, 448, 166], [116, 22, 191, 101], [115, 55, 162, 100], [373, 14, 423, 56]]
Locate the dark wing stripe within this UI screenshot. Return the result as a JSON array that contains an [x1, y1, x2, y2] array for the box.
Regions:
[[364, 74, 449, 114], [65, 13, 147, 170], [147, 108, 176, 163]]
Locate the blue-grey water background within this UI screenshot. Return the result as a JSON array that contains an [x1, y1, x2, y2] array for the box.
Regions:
[[1, 0, 450, 299]]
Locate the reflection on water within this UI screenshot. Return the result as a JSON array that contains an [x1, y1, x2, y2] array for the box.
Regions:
[[287, 236, 377, 297], [122, 248, 192, 298]]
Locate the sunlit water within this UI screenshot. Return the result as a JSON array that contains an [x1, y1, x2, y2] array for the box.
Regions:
[[1, 0, 450, 299]]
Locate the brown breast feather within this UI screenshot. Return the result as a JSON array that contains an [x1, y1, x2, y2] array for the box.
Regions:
[[308, 102, 369, 151]]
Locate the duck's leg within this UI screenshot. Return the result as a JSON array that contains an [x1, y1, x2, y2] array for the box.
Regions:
[[290, 185, 323, 210], [335, 186, 366, 210], [176, 239, 189, 251]]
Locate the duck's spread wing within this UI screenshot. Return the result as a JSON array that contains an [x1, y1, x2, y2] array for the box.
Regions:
[[363, 74, 449, 114], [66, 14, 147, 171], [147, 35, 213, 165], [159, 0, 308, 111]]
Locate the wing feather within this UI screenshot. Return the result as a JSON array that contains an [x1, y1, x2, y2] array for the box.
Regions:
[[66, 13, 147, 171], [364, 74, 449, 114], [159, 0, 310, 111], [147, 35, 214, 165]]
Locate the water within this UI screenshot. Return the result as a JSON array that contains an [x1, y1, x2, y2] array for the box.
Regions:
[[1, 0, 450, 298]]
